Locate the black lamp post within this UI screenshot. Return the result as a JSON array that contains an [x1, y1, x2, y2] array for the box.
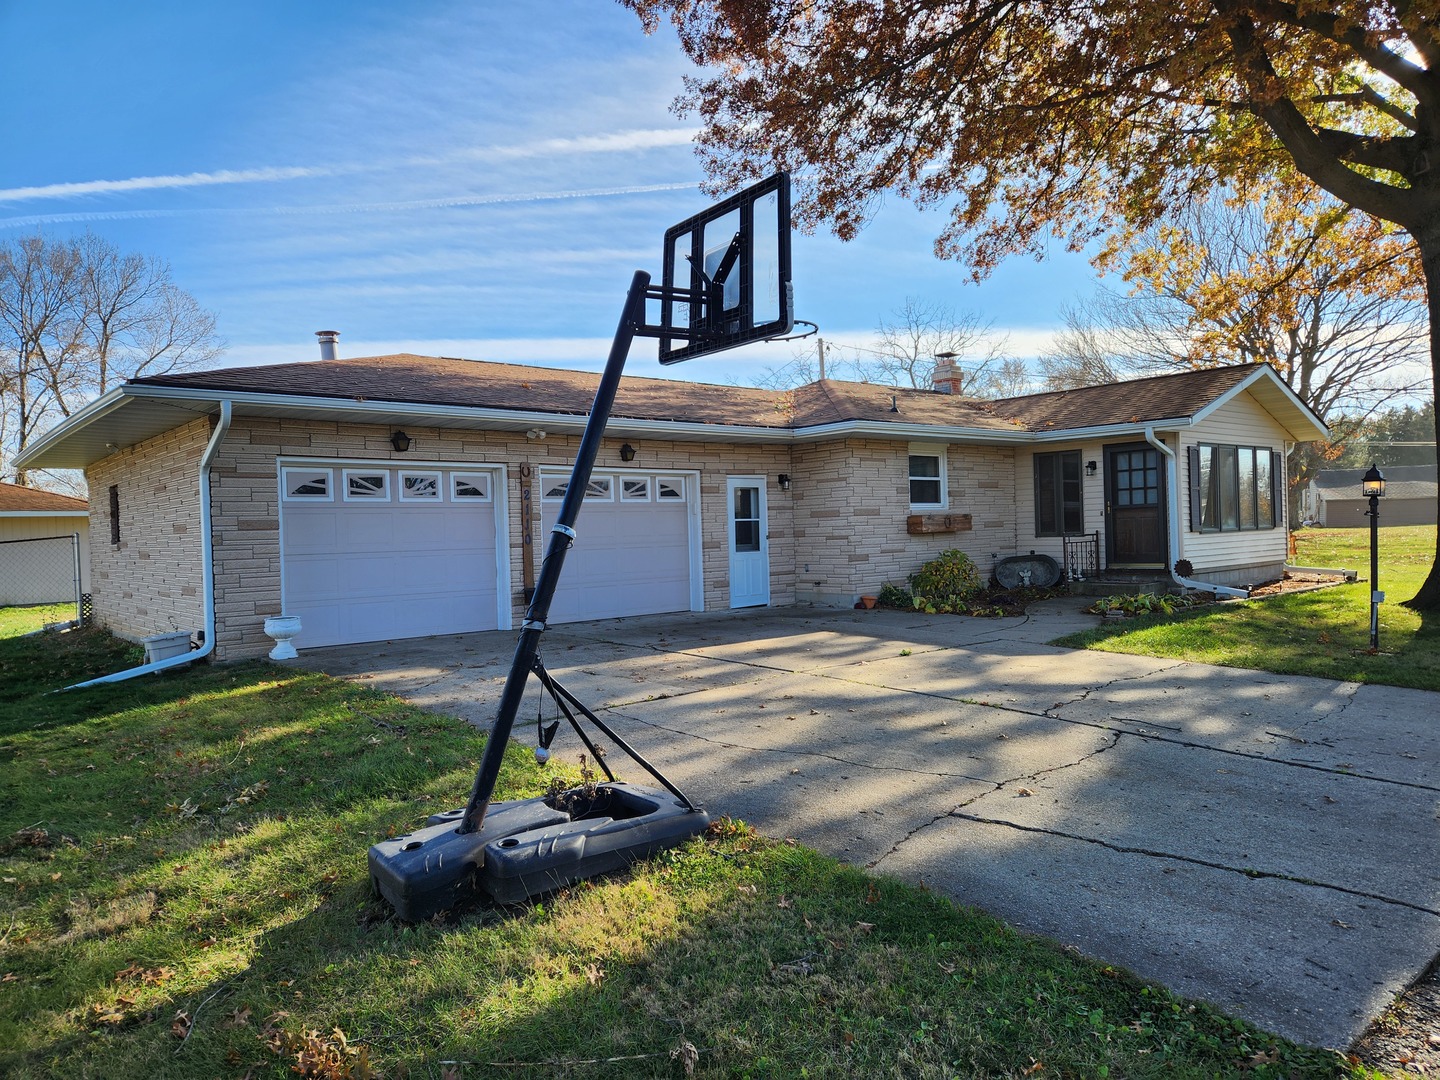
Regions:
[[1362, 463, 1386, 651]]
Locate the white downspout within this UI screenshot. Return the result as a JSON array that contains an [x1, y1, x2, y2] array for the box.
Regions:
[[65, 400, 233, 690], [1144, 425, 1249, 600]]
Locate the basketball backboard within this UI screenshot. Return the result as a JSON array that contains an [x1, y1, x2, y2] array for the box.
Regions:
[[655, 172, 793, 364]]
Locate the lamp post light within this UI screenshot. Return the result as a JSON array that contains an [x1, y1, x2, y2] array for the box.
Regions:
[[1362, 463, 1386, 651]]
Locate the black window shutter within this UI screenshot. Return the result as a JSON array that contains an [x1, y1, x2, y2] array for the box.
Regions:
[[1187, 447, 1202, 532]]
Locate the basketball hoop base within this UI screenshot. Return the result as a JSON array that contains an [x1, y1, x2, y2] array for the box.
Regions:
[[369, 783, 709, 919]]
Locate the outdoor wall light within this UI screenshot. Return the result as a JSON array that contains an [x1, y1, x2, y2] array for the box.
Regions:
[[1086, 460, 1098, 477], [778, 474, 791, 491], [619, 443, 637, 462], [389, 430, 412, 453], [1362, 463, 1386, 651]]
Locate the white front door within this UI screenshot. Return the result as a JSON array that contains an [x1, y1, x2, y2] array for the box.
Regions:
[[727, 476, 769, 608]]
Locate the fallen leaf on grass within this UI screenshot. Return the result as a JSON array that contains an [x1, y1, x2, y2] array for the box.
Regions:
[[855, 921, 876, 934], [584, 962, 605, 986], [227, 1005, 253, 1028], [671, 1039, 699, 1076], [171, 1010, 192, 1039]]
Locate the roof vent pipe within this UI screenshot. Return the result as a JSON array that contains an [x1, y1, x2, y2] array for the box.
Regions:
[[316, 330, 340, 361]]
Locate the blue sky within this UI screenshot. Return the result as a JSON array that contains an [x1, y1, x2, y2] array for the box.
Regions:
[[0, 1, 1107, 386]]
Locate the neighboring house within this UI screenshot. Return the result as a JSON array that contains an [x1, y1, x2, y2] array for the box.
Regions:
[[0, 481, 91, 606], [1303, 465, 1438, 527], [14, 350, 1326, 661]]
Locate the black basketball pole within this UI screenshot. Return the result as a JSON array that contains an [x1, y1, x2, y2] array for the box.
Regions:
[[456, 271, 650, 835]]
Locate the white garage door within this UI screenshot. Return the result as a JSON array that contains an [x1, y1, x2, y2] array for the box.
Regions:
[[280, 465, 505, 649], [540, 470, 696, 623]]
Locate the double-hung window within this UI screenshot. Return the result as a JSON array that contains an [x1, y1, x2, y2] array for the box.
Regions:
[[908, 446, 946, 509], [1034, 451, 1084, 535], [1190, 444, 1280, 532]]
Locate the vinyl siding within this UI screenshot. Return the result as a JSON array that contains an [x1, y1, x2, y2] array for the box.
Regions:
[[1177, 394, 1290, 578]]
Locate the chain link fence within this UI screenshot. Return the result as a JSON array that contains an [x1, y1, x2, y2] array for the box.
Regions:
[[0, 533, 84, 620]]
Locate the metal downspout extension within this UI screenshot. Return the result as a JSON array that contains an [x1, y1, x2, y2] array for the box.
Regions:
[[64, 400, 233, 690], [1144, 425, 1249, 600]]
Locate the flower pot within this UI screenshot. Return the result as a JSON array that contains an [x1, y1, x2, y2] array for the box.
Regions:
[[859, 596, 878, 609], [263, 615, 303, 660]]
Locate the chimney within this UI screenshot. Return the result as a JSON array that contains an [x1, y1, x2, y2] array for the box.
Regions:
[[316, 330, 340, 361], [932, 353, 964, 395]]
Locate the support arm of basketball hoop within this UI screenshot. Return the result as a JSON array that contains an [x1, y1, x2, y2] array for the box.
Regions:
[[457, 271, 651, 835]]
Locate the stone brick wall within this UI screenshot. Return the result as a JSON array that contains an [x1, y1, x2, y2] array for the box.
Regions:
[[791, 438, 1017, 604], [91, 414, 1022, 660], [84, 417, 210, 643], [207, 417, 798, 659]]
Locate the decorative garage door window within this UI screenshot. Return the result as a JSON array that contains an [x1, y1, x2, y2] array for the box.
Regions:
[[283, 468, 333, 501], [399, 472, 442, 501], [656, 477, 685, 501], [621, 477, 650, 501], [451, 473, 491, 500], [543, 476, 613, 500], [344, 470, 390, 501]]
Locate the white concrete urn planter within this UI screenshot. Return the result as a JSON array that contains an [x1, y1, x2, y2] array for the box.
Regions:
[[263, 615, 302, 660]]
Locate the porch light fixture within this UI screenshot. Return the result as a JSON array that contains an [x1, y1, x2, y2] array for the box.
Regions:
[[778, 474, 791, 491], [1086, 460, 1098, 477], [389, 430, 412, 453], [619, 443, 637, 462], [1362, 463, 1385, 652]]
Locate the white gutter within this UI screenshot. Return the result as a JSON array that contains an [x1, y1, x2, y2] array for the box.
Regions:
[[1144, 425, 1249, 600], [64, 400, 232, 690]]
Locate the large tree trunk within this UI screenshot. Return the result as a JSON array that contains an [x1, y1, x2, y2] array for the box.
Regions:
[[1403, 236, 1440, 613]]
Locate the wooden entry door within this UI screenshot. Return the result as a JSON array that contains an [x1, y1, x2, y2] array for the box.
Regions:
[[1105, 444, 1167, 567]]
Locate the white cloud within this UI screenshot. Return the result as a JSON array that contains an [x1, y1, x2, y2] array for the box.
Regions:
[[0, 129, 698, 207], [0, 166, 343, 204], [0, 181, 701, 231]]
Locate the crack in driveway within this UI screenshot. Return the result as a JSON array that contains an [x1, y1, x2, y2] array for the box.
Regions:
[[866, 729, 1125, 871], [937, 811, 1440, 919]]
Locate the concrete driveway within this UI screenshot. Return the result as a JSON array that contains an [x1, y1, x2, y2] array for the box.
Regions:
[[297, 601, 1440, 1050]]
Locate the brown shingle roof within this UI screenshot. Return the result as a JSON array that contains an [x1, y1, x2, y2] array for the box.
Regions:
[[990, 364, 1265, 431], [0, 481, 87, 513], [136, 355, 1021, 431]]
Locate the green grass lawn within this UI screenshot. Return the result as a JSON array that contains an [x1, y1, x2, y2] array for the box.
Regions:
[[0, 627, 1376, 1079], [0, 602, 79, 639], [1054, 526, 1440, 690]]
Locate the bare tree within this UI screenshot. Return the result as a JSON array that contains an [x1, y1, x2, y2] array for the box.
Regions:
[[0, 233, 223, 485], [870, 298, 1005, 392]]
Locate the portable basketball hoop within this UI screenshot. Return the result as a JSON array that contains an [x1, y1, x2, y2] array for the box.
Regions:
[[370, 174, 799, 919]]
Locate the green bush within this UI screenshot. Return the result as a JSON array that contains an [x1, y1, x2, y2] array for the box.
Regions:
[[1088, 592, 1207, 617], [877, 583, 913, 608], [909, 549, 983, 613]]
